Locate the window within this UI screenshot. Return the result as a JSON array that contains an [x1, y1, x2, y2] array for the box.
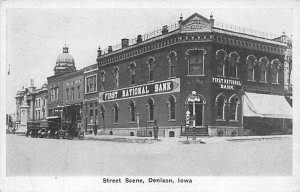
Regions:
[[66, 88, 69, 101], [95, 103, 98, 125], [113, 103, 119, 123], [43, 98, 46, 106], [100, 70, 105, 91], [271, 59, 280, 84], [51, 89, 54, 101], [71, 87, 74, 100], [100, 105, 105, 125], [259, 57, 269, 82], [186, 49, 206, 75], [168, 95, 176, 120], [77, 86, 80, 99], [168, 51, 177, 77], [129, 63, 136, 85], [85, 75, 97, 94], [147, 98, 154, 121], [216, 49, 227, 76], [216, 94, 226, 120], [89, 103, 94, 124], [229, 96, 239, 121], [148, 57, 155, 81], [246, 55, 257, 81], [51, 87, 58, 101], [113, 67, 120, 88], [129, 100, 135, 122], [38, 99, 40, 107], [229, 52, 239, 78]]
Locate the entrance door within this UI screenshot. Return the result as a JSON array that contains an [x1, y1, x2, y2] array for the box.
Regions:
[[188, 101, 203, 126]]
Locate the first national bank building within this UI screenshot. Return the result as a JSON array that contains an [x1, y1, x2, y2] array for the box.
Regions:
[[95, 13, 292, 137]]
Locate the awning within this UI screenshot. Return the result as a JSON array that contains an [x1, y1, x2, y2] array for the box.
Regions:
[[243, 92, 292, 119]]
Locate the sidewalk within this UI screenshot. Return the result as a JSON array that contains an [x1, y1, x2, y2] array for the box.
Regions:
[[84, 133, 292, 144]]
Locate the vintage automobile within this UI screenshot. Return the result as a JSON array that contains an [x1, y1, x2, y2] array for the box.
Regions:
[[26, 121, 48, 137]]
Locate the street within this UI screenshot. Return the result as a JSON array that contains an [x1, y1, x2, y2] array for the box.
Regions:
[[6, 134, 292, 176]]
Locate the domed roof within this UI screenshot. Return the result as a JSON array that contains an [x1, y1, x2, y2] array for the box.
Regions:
[[54, 44, 76, 75]]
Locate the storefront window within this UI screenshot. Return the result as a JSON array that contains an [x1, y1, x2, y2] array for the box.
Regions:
[[129, 100, 135, 122], [168, 95, 176, 120], [89, 103, 93, 124], [113, 103, 119, 123], [229, 96, 239, 121], [216, 49, 227, 76], [147, 98, 154, 121], [216, 94, 226, 120]]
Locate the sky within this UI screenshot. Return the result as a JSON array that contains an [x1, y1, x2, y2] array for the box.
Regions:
[[4, 7, 294, 115]]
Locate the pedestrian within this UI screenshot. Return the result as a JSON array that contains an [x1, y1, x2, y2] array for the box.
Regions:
[[93, 123, 98, 136]]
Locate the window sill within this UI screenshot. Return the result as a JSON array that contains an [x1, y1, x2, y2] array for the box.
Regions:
[[271, 82, 280, 85], [129, 121, 135, 124], [187, 75, 205, 77], [85, 91, 97, 95], [113, 123, 119, 125], [216, 119, 226, 122], [229, 77, 239, 80], [229, 120, 238, 122], [147, 120, 155, 123], [259, 81, 268, 84], [168, 119, 176, 122], [168, 76, 176, 79], [247, 79, 256, 82]]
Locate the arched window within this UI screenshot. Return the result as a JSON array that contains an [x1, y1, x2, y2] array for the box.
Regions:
[[186, 92, 205, 126], [168, 95, 176, 120], [148, 57, 155, 82], [99, 70, 105, 91], [216, 93, 227, 120], [229, 52, 240, 78], [147, 98, 154, 121], [229, 95, 239, 121], [271, 59, 281, 84], [259, 57, 269, 82], [186, 49, 206, 76], [129, 62, 136, 85], [168, 51, 177, 78], [216, 49, 227, 76], [113, 67, 119, 88], [113, 103, 119, 123], [246, 55, 257, 81], [129, 100, 135, 122]]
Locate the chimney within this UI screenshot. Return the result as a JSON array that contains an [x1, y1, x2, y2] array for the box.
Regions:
[[162, 25, 169, 35], [121, 38, 129, 48], [137, 35, 142, 43], [178, 14, 183, 30], [96, 46, 102, 64], [209, 12, 214, 27], [108, 46, 113, 53], [30, 79, 34, 87]]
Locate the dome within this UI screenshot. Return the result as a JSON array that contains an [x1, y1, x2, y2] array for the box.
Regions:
[[54, 44, 76, 75]]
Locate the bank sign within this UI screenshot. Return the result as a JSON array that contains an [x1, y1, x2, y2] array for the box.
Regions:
[[99, 78, 180, 103], [212, 77, 242, 90]]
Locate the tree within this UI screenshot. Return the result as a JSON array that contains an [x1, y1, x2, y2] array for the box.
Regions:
[[6, 114, 13, 127]]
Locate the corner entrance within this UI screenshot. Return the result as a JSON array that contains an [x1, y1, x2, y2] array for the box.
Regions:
[[186, 91, 205, 127]]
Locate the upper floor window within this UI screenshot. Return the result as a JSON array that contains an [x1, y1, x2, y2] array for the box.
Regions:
[[168, 95, 176, 120], [259, 57, 269, 82], [228, 52, 240, 78], [186, 49, 206, 76], [129, 100, 135, 122], [246, 55, 257, 81], [129, 62, 136, 85], [216, 49, 227, 76], [271, 59, 281, 84], [85, 75, 97, 94], [113, 67, 120, 88], [71, 87, 74, 100], [77, 86, 80, 99], [50, 87, 59, 101], [66, 88, 69, 100], [168, 51, 177, 78], [147, 57, 155, 82], [99, 70, 105, 91]]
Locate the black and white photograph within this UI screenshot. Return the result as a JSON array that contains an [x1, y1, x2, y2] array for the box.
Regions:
[[1, 0, 299, 191]]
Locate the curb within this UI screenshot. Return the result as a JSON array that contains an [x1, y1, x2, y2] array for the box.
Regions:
[[84, 135, 161, 144]]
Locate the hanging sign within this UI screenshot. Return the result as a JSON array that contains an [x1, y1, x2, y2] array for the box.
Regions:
[[99, 78, 180, 102], [212, 77, 242, 90]]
